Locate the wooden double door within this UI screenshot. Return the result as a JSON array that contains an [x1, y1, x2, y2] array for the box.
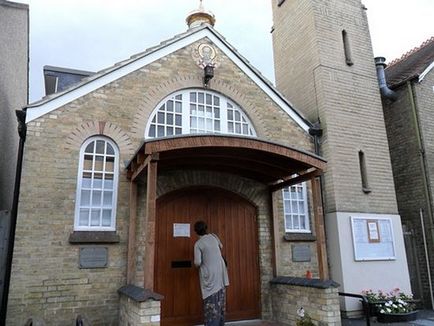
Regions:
[[155, 188, 261, 325]]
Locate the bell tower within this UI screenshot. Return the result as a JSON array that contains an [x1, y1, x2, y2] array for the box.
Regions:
[[271, 0, 411, 311]]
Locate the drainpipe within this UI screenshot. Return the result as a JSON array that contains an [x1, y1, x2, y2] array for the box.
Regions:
[[308, 122, 322, 156], [374, 57, 398, 101], [0, 109, 27, 325]]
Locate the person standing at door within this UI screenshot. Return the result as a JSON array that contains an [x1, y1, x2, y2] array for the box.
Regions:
[[194, 220, 229, 326]]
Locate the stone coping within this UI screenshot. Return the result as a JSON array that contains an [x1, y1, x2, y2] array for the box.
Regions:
[[283, 233, 316, 242], [69, 231, 120, 244], [270, 276, 340, 289], [118, 284, 164, 302]]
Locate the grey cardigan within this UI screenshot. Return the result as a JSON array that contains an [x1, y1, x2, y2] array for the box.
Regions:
[[194, 233, 229, 299]]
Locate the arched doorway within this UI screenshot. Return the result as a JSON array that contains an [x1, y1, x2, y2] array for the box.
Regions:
[[155, 187, 261, 325]]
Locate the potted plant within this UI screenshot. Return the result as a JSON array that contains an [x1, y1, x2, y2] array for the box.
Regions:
[[361, 288, 415, 317], [377, 299, 417, 323]]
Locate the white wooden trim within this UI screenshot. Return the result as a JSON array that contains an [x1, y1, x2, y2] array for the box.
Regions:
[[419, 60, 434, 82], [74, 136, 119, 231], [26, 27, 309, 132]]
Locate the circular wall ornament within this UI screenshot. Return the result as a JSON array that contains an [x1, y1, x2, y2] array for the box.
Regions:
[[192, 43, 220, 68]]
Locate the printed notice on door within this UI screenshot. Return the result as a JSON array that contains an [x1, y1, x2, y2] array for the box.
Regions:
[[350, 216, 396, 261], [173, 223, 190, 237]]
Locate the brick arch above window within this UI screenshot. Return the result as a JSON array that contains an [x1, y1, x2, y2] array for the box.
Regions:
[[66, 120, 134, 165], [131, 74, 270, 140]]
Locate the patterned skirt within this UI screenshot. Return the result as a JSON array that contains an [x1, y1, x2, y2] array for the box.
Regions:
[[203, 287, 226, 326]]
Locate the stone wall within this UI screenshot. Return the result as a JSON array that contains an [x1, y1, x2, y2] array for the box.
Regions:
[[270, 276, 341, 325]]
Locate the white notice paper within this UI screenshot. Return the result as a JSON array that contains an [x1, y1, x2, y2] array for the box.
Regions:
[[173, 223, 190, 237]]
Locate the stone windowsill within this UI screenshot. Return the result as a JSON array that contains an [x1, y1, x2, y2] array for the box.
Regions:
[[69, 231, 120, 244], [283, 233, 316, 242]]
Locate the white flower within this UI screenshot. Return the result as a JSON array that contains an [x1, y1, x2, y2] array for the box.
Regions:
[[392, 304, 398, 308], [386, 308, 391, 313], [397, 299, 405, 305], [380, 309, 385, 313], [297, 307, 305, 318], [385, 301, 392, 307]]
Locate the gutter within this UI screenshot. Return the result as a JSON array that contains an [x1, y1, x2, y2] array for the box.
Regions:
[[0, 109, 27, 325]]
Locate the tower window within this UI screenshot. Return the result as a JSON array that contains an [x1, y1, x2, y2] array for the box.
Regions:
[[282, 183, 310, 233], [359, 150, 371, 193], [342, 30, 354, 66]]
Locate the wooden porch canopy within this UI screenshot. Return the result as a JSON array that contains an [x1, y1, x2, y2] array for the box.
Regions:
[[125, 135, 328, 290], [126, 135, 326, 188]]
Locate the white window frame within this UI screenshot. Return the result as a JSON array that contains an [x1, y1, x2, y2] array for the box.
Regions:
[[282, 182, 310, 233], [74, 136, 119, 231], [145, 89, 256, 138]]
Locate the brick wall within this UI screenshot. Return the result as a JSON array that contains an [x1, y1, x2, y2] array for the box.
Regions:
[[8, 37, 317, 324], [383, 70, 434, 306], [271, 0, 398, 215]]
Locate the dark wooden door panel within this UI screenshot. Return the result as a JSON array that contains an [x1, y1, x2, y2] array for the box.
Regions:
[[155, 188, 260, 326]]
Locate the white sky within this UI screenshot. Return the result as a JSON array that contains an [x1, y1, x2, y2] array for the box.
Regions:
[[14, 0, 434, 102]]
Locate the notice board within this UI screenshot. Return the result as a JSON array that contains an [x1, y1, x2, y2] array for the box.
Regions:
[[350, 216, 396, 261]]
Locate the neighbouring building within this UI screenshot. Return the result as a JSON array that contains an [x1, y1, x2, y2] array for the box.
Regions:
[[379, 37, 434, 307], [5, 0, 415, 325], [0, 0, 29, 313]]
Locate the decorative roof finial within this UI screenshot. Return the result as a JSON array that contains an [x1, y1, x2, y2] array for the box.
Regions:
[[186, 0, 216, 29]]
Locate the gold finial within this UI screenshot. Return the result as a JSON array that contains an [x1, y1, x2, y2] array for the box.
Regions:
[[186, 0, 216, 29]]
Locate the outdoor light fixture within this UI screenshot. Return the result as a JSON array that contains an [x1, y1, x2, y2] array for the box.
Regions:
[[203, 64, 214, 87]]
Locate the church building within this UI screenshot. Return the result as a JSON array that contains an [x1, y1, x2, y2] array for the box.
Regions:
[[5, 0, 413, 325]]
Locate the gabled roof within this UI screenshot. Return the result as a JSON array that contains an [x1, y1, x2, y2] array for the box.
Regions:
[[386, 37, 434, 88], [25, 24, 311, 132]]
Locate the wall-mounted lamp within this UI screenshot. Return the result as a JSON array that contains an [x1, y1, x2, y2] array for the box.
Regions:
[[203, 64, 214, 87]]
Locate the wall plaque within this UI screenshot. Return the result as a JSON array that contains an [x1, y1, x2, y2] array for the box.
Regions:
[[79, 247, 108, 269], [292, 244, 311, 262]]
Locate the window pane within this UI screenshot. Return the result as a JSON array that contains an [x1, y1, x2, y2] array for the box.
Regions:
[[103, 191, 113, 206], [105, 156, 114, 172], [243, 124, 248, 134], [96, 140, 105, 154], [190, 92, 196, 102], [82, 174, 92, 188], [94, 156, 104, 171], [157, 126, 165, 137], [215, 108, 220, 118], [175, 114, 182, 126], [167, 113, 173, 125], [175, 128, 182, 135], [198, 92, 204, 103], [157, 112, 165, 124], [206, 94, 212, 104], [300, 216, 306, 229], [79, 209, 89, 226], [94, 173, 103, 188], [106, 143, 114, 155], [167, 100, 173, 112], [81, 190, 91, 206], [228, 110, 233, 120], [191, 117, 197, 128], [92, 190, 102, 206], [175, 101, 182, 113], [235, 123, 241, 134], [102, 210, 112, 226], [85, 142, 94, 153], [293, 215, 300, 229], [228, 122, 234, 133], [198, 105, 204, 116], [149, 125, 156, 137], [198, 118, 205, 129], [214, 120, 220, 131], [235, 111, 241, 121], [167, 127, 173, 136], [190, 104, 196, 115], [175, 94, 182, 100], [90, 209, 100, 226], [83, 155, 93, 170], [104, 176, 114, 190]]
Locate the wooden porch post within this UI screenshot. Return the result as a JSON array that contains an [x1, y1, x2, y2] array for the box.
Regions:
[[311, 176, 329, 280], [127, 180, 137, 284], [144, 158, 158, 290]]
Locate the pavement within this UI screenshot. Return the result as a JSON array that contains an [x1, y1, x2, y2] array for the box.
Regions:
[[223, 310, 434, 325]]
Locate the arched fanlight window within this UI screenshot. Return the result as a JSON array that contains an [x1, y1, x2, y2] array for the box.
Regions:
[[145, 89, 256, 138], [74, 136, 119, 231]]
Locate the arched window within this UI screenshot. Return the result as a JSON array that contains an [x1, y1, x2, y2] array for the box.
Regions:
[[145, 89, 256, 138], [74, 137, 119, 231]]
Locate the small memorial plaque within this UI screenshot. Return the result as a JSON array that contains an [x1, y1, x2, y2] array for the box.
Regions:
[[292, 244, 311, 262], [79, 247, 108, 269]]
